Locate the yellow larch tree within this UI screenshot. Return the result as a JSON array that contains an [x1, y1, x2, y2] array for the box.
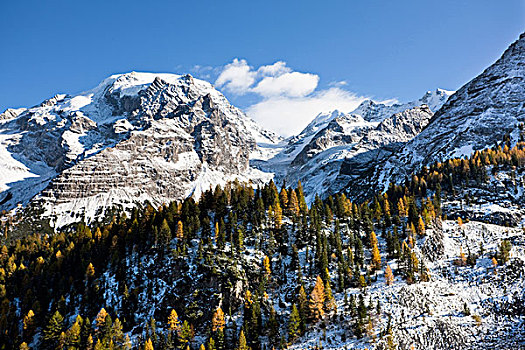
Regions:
[[262, 255, 271, 276], [167, 309, 181, 333], [385, 265, 394, 286], [211, 307, 225, 332], [176, 221, 184, 239], [370, 232, 381, 270], [279, 188, 288, 208], [288, 191, 300, 216], [309, 276, 325, 321]]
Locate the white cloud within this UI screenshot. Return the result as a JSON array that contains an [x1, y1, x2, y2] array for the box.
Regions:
[[329, 80, 348, 87], [213, 58, 369, 137], [215, 59, 318, 98], [246, 87, 367, 137], [379, 98, 400, 106], [252, 72, 319, 98], [256, 61, 291, 77], [215, 59, 256, 95], [190, 65, 215, 80]]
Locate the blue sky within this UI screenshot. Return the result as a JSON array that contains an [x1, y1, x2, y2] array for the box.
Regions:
[[1, 0, 523, 134]]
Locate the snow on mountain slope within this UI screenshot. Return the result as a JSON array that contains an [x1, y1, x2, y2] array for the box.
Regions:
[[377, 32, 525, 189], [253, 89, 453, 202], [0, 108, 26, 122], [0, 72, 280, 227], [351, 88, 453, 122], [251, 110, 366, 182], [299, 106, 435, 202]]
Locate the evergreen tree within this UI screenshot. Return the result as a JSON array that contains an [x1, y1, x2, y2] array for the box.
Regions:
[[297, 286, 308, 331], [178, 321, 192, 350], [112, 318, 125, 347], [237, 330, 249, 350], [267, 306, 280, 347], [279, 188, 289, 209], [288, 304, 301, 342], [65, 315, 82, 349], [43, 311, 64, 350], [324, 270, 337, 312], [159, 219, 172, 246], [497, 240, 512, 264], [296, 182, 308, 214], [208, 337, 216, 350], [215, 329, 225, 350], [386, 327, 397, 350], [272, 201, 283, 228], [355, 237, 364, 265]]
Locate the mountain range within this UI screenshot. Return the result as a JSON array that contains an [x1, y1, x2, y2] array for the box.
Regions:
[[0, 30, 524, 350], [0, 73, 456, 227]]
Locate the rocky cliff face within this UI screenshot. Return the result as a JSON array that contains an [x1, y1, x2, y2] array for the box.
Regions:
[[0, 72, 280, 227], [351, 88, 452, 123]]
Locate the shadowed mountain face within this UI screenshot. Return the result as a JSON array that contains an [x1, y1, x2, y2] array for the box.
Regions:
[[323, 32, 525, 201], [373, 32, 525, 190]]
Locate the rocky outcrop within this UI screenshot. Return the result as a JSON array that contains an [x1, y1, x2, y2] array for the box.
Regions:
[[339, 105, 435, 200], [0, 108, 26, 121], [421, 219, 445, 262]]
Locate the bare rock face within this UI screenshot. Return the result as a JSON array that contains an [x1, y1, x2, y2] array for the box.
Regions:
[[338, 105, 435, 200], [421, 219, 445, 262], [291, 113, 370, 167], [0, 72, 278, 227]]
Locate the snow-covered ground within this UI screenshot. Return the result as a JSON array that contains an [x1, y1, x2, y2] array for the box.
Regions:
[[289, 220, 525, 350]]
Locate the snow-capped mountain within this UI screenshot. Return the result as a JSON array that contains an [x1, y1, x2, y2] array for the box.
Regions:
[[253, 89, 453, 202], [375, 32, 525, 190], [0, 72, 281, 227], [350, 88, 453, 123], [2, 30, 522, 227]]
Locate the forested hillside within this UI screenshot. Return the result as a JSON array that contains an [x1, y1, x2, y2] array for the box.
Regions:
[[1, 133, 524, 350]]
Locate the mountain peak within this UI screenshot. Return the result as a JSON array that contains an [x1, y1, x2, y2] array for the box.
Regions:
[[0, 71, 279, 227], [348, 88, 454, 124]]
